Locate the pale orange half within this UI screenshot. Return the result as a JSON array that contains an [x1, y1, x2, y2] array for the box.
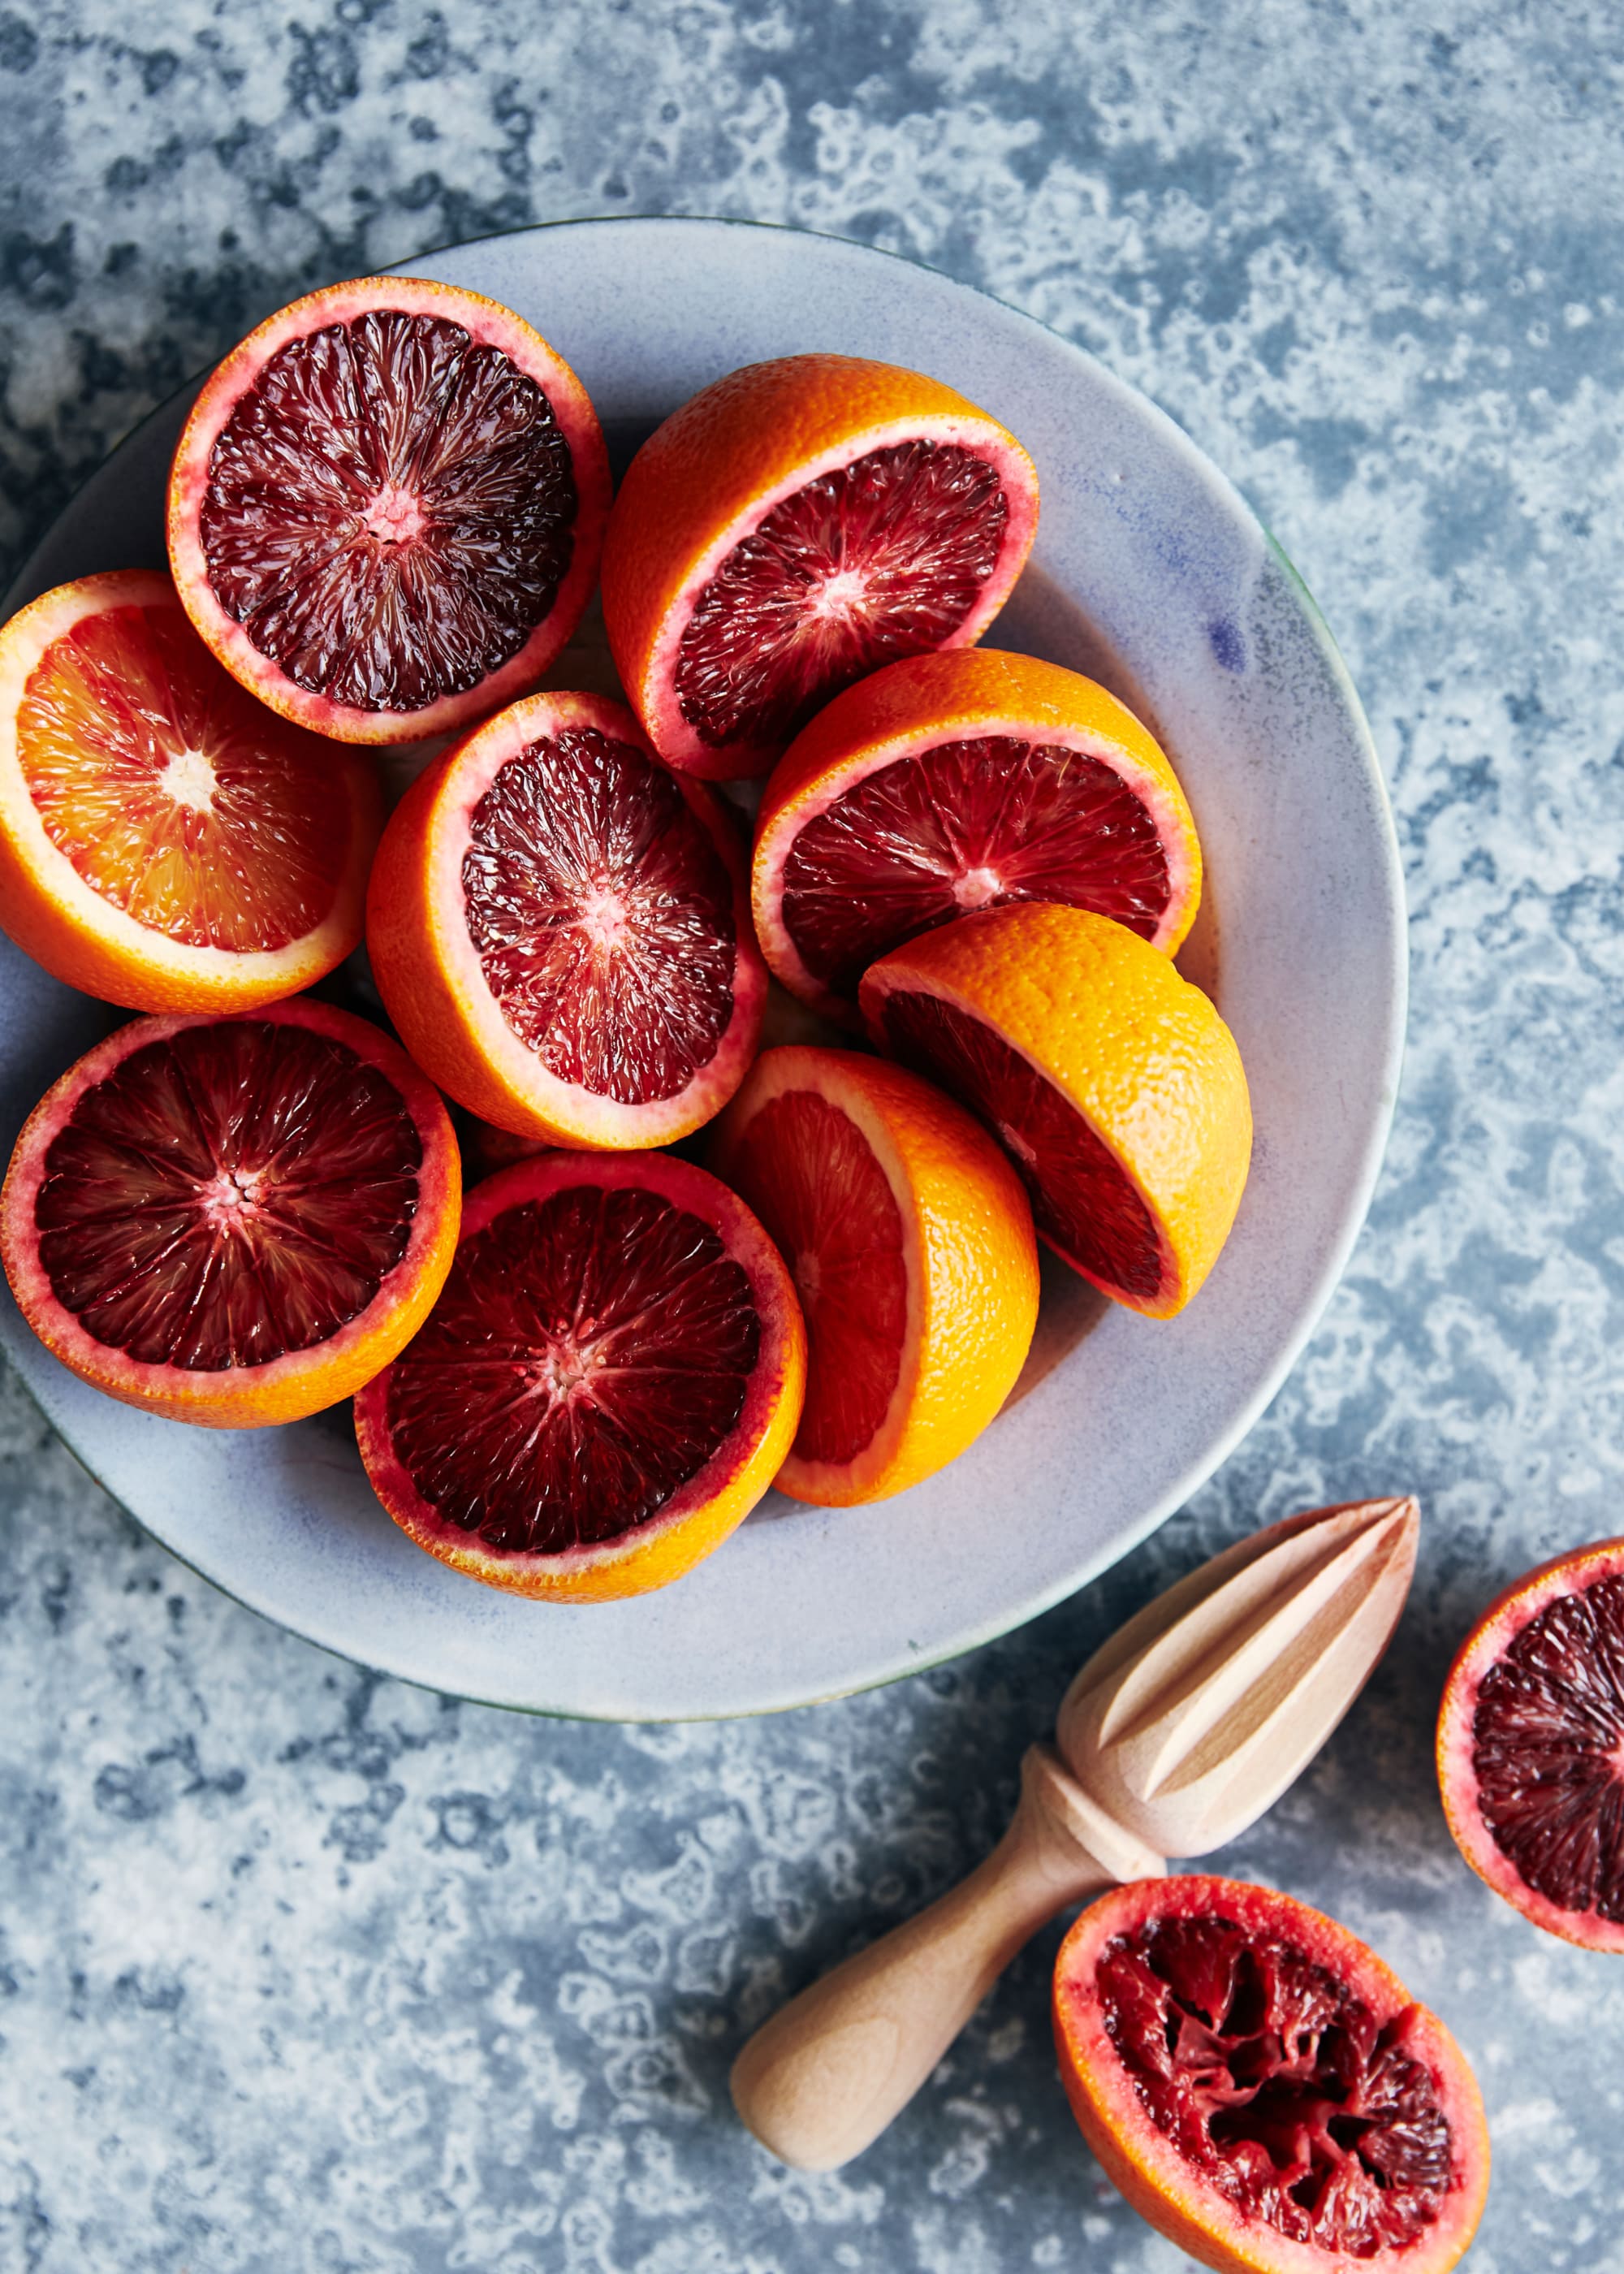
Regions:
[[0, 570, 380, 1012]]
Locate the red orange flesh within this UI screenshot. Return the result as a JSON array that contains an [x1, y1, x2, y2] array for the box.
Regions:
[[0, 998, 460, 1427], [355, 1149, 805, 1601]]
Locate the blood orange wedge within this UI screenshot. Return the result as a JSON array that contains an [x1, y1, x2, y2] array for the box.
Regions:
[[708, 1044, 1038, 1506], [0, 998, 460, 1428], [601, 353, 1039, 780], [167, 275, 609, 745], [354, 1150, 805, 1602], [754, 647, 1202, 1024], [0, 570, 381, 1013], [1437, 1537, 1624, 1952], [1053, 1877, 1489, 2274], [366, 690, 766, 1148], [860, 903, 1251, 1319]]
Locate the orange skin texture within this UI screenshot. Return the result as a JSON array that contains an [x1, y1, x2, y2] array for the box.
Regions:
[[354, 1150, 806, 1602], [1052, 1877, 1492, 2274], [0, 999, 461, 1428], [708, 1044, 1039, 1506], [601, 352, 1040, 779], [167, 275, 610, 746], [0, 571, 382, 1014], [860, 901, 1253, 1318], [365, 689, 766, 1148], [753, 645, 1203, 1022], [1436, 1536, 1624, 1952]]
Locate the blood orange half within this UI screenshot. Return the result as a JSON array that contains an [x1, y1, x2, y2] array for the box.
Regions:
[[167, 275, 609, 745], [754, 648, 1202, 1023], [0, 998, 460, 1428], [1437, 1537, 1624, 1952], [0, 571, 381, 1013], [709, 1045, 1038, 1505], [366, 690, 767, 1148], [860, 903, 1252, 1319], [602, 354, 1039, 780], [1053, 1877, 1489, 2274], [355, 1150, 806, 1602]]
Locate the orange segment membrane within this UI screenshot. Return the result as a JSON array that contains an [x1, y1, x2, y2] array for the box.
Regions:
[[35, 1021, 421, 1369], [879, 988, 1164, 1302], [719, 1089, 905, 1466], [782, 734, 1172, 999], [462, 727, 738, 1105], [1098, 1915, 1452, 2258], [18, 604, 351, 953], [675, 441, 1008, 752], [1471, 1571, 1624, 1922], [383, 1183, 761, 1552], [200, 311, 576, 712]]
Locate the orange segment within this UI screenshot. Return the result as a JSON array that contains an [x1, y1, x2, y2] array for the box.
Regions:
[[166, 276, 610, 746], [754, 648, 1202, 1024], [0, 998, 460, 1429], [365, 688, 767, 1149], [709, 1044, 1039, 1506], [602, 354, 1039, 780], [354, 1149, 806, 1602], [859, 903, 1251, 1319], [0, 571, 380, 1012], [1053, 1877, 1490, 2274], [1436, 1537, 1624, 1952]]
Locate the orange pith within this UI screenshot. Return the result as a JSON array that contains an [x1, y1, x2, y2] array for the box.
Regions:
[[754, 648, 1202, 1024], [602, 353, 1039, 780], [366, 688, 767, 1150], [0, 571, 381, 1013], [708, 1044, 1039, 1506], [859, 902, 1251, 1319], [0, 997, 460, 1429], [354, 1148, 806, 1602]]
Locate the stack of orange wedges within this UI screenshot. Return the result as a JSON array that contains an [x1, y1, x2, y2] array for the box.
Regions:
[[0, 275, 1252, 1608]]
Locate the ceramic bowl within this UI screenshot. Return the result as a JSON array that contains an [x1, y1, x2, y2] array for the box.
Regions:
[[0, 218, 1404, 1718]]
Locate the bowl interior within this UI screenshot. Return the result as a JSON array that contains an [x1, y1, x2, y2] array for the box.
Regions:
[[0, 218, 1403, 1719]]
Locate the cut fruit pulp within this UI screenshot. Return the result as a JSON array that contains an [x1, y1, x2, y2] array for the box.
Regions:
[[1054, 1877, 1490, 2274], [752, 647, 1203, 1024], [708, 1044, 1039, 1507], [780, 733, 1171, 996], [1437, 1538, 1624, 1951], [602, 353, 1039, 779], [718, 1087, 907, 1468], [462, 724, 737, 1105], [37, 1022, 420, 1368], [880, 985, 1165, 1303], [168, 277, 610, 743], [355, 1151, 806, 1601], [675, 440, 1009, 755], [0, 999, 460, 1427], [1099, 1914, 1451, 2256], [24, 603, 349, 949], [387, 1182, 760, 1546], [366, 689, 766, 1149], [0, 570, 380, 1013], [201, 312, 573, 713]]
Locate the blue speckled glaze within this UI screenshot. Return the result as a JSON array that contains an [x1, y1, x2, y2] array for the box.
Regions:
[[1, 6, 1622, 2269]]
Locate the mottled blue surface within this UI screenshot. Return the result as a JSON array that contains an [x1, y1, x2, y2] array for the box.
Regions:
[[2, 5, 1623, 2269]]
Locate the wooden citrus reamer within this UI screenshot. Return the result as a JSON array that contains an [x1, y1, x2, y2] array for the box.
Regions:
[[732, 1495, 1419, 2172]]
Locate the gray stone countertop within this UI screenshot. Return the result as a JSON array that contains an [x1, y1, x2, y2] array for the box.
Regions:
[[2, 4, 1622, 2268]]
